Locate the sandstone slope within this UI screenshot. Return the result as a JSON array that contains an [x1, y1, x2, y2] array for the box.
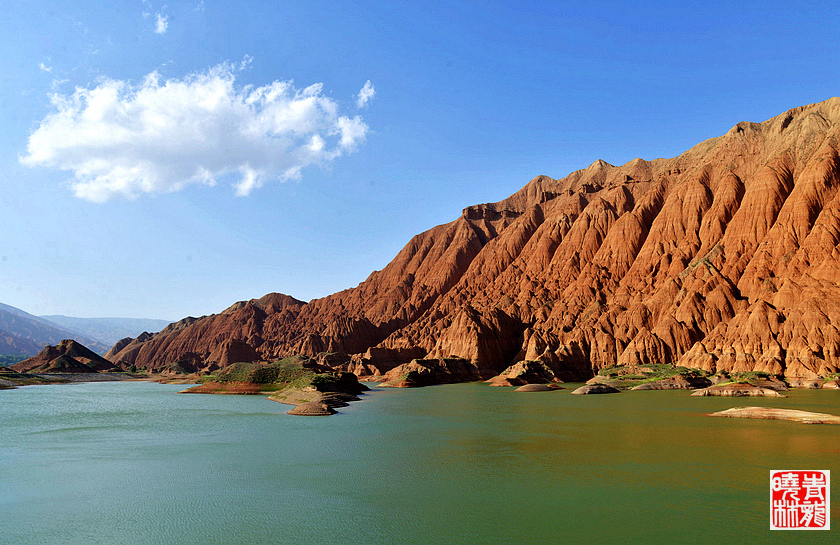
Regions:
[[109, 98, 840, 382], [13, 339, 119, 373]]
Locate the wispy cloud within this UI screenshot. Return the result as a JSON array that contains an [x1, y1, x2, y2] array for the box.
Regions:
[[357, 80, 375, 108], [39, 61, 68, 91], [142, 1, 169, 34], [154, 13, 169, 34], [21, 61, 371, 202]]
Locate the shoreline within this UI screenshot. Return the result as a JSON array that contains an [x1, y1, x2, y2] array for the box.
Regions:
[[33, 372, 153, 383], [0, 370, 157, 388], [4, 370, 839, 390], [4, 373, 839, 423]]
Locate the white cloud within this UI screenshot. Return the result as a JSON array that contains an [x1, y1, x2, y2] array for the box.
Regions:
[[155, 13, 168, 34], [21, 61, 370, 202], [50, 78, 69, 91], [356, 80, 375, 108], [141, 1, 168, 33]]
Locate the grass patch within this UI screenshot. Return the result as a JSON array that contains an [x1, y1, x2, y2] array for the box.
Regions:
[[594, 363, 709, 388], [194, 355, 366, 396], [597, 364, 626, 378], [598, 363, 707, 380], [202, 356, 311, 384]]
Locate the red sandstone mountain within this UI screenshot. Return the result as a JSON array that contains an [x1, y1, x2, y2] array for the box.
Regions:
[[108, 98, 840, 381], [13, 339, 119, 373]]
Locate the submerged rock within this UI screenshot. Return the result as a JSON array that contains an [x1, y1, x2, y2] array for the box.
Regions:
[[571, 384, 620, 395], [709, 407, 840, 424], [514, 383, 555, 392], [287, 402, 336, 416], [690, 383, 784, 397]]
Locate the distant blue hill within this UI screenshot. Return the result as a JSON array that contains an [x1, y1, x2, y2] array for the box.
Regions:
[[0, 302, 111, 357], [39, 315, 172, 347]]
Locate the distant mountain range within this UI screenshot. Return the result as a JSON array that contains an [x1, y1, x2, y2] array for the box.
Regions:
[[39, 315, 172, 347], [0, 302, 170, 359]]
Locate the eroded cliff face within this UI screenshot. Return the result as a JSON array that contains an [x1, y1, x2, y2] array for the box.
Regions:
[[109, 98, 840, 380]]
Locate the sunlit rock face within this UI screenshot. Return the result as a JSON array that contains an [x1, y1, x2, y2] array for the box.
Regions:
[[110, 98, 840, 382]]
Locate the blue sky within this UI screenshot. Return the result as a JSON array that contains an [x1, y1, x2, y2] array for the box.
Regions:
[[2, 0, 839, 320]]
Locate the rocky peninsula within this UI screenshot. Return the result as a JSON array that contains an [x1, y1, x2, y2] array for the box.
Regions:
[[178, 356, 368, 416]]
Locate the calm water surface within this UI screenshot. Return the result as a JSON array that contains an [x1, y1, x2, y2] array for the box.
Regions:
[[1, 381, 838, 544]]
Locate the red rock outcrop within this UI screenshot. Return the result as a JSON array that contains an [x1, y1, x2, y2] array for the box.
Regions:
[[109, 98, 840, 382], [485, 360, 561, 386], [106, 293, 306, 372], [13, 339, 118, 373], [571, 383, 621, 395], [378, 358, 482, 388]]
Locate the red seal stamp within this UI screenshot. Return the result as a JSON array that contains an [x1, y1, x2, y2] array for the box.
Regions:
[[771, 470, 830, 530]]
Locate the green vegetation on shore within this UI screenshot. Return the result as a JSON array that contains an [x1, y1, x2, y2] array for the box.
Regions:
[[595, 363, 709, 389], [204, 356, 317, 387], [712, 370, 771, 386], [0, 369, 69, 388], [0, 355, 27, 367], [592, 364, 806, 391], [181, 356, 367, 401]]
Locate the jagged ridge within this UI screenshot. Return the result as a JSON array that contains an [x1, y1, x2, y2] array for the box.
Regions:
[[109, 98, 840, 381]]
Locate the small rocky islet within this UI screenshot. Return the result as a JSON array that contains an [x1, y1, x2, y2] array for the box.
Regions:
[[710, 407, 840, 424], [177, 356, 368, 416]]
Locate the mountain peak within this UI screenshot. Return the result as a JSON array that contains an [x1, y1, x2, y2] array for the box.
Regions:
[[13, 340, 118, 373], [109, 98, 840, 381]]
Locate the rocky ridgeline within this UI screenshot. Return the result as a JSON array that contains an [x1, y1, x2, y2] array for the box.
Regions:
[[106, 98, 840, 385]]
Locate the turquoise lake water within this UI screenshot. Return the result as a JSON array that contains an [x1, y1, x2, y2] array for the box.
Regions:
[[1, 381, 838, 544]]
